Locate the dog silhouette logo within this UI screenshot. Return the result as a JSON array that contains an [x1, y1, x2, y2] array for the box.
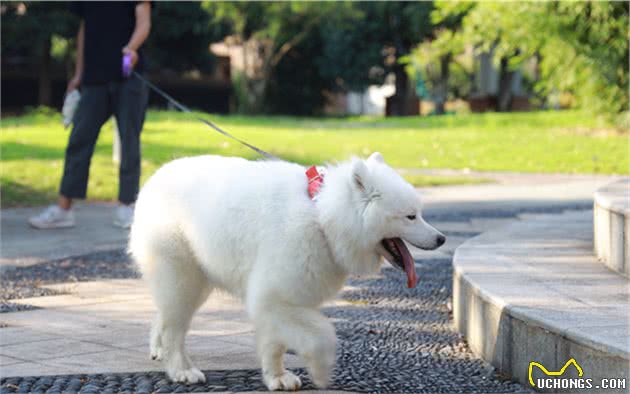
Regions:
[[528, 358, 584, 387]]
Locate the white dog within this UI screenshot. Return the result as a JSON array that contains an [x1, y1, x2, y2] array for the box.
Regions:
[[129, 152, 445, 390]]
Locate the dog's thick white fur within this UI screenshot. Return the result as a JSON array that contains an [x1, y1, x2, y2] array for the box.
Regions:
[[129, 152, 444, 390]]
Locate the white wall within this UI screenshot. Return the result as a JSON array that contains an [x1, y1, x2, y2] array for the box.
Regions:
[[346, 84, 395, 116]]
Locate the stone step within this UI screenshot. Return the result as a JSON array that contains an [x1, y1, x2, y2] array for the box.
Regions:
[[453, 210, 629, 393], [594, 178, 630, 277]]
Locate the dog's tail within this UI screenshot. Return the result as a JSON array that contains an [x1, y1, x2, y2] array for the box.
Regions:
[[127, 213, 153, 279]]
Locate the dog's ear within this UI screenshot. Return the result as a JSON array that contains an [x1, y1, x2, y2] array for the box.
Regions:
[[351, 159, 369, 192], [368, 152, 385, 164]]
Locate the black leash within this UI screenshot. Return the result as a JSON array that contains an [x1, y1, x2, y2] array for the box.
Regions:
[[133, 72, 281, 161]]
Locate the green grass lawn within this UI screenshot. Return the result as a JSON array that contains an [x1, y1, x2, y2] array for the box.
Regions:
[[1, 109, 627, 207]]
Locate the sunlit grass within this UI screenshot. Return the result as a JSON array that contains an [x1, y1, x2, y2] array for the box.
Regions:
[[1, 109, 626, 207]]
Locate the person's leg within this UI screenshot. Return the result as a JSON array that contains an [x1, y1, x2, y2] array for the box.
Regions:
[[113, 75, 148, 206], [59, 84, 112, 206], [29, 85, 111, 229], [58, 195, 73, 210]]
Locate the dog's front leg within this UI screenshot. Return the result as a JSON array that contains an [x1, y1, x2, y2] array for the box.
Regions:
[[253, 304, 336, 391], [295, 312, 336, 388], [257, 338, 302, 391]]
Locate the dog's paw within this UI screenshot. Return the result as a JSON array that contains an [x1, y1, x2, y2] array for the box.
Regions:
[[263, 371, 302, 391], [309, 371, 331, 389], [306, 360, 332, 388], [150, 346, 163, 361], [170, 367, 206, 384]]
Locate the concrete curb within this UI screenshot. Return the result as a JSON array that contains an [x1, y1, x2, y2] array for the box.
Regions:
[[453, 210, 629, 393], [594, 178, 630, 277]]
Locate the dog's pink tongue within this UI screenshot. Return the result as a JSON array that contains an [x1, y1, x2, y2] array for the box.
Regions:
[[392, 238, 417, 288]]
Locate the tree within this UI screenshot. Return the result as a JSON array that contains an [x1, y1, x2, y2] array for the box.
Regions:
[[209, 2, 435, 115], [147, 2, 224, 74], [206, 2, 347, 113], [265, 27, 330, 115], [1, 2, 77, 106], [429, 1, 629, 122], [405, 29, 471, 115], [266, 3, 391, 114], [365, 2, 434, 116], [315, 6, 384, 93], [1, 2, 224, 108], [281, 2, 436, 116]]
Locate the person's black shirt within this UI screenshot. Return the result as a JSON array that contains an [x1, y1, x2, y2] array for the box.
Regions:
[[71, 1, 148, 85]]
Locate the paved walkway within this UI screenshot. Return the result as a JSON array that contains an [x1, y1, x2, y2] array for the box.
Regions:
[[1, 203, 128, 267], [1, 279, 304, 377]]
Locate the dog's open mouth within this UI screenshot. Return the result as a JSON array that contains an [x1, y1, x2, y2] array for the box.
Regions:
[[381, 238, 417, 289]]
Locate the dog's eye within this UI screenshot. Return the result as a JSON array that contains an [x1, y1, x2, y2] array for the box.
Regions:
[[406, 214, 416, 220]]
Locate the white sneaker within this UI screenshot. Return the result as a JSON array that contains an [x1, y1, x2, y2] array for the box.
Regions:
[[113, 204, 134, 229], [28, 205, 75, 229]]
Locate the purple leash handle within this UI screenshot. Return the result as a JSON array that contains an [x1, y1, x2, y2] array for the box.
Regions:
[[122, 54, 133, 78]]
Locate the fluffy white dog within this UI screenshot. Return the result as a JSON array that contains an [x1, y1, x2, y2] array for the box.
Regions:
[[129, 152, 445, 390]]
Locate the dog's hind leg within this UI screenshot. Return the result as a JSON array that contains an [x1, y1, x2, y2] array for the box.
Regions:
[[147, 254, 211, 384], [150, 312, 163, 360]]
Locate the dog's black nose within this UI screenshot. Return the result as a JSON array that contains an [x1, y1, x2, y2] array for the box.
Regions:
[[436, 234, 446, 247]]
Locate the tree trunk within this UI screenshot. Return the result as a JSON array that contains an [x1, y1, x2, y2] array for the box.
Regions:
[[239, 40, 255, 113], [497, 56, 515, 112], [250, 78, 267, 114], [388, 63, 418, 117], [434, 54, 451, 115], [38, 36, 52, 107]]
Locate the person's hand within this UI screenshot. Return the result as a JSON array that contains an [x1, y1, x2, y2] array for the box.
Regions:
[[122, 46, 139, 67], [66, 74, 81, 94]]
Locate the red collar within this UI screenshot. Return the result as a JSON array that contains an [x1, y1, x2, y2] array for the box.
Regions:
[[306, 166, 324, 199]]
